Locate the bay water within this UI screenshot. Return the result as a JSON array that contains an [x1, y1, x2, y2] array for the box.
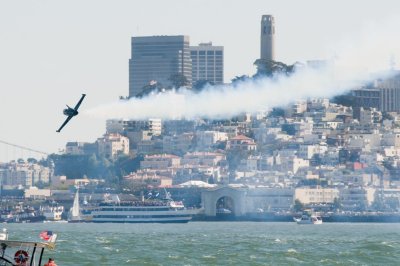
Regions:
[[6, 222, 400, 265]]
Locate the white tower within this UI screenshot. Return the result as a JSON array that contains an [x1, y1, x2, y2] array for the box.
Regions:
[[260, 15, 275, 61]]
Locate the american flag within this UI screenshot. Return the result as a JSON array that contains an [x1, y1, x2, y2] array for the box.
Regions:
[[39, 230, 53, 241]]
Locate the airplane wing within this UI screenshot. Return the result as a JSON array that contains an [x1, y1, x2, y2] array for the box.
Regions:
[[73, 94, 86, 111], [56, 116, 73, 132]]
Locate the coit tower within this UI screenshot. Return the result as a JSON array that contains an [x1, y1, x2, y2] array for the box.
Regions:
[[260, 15, 275, 61]]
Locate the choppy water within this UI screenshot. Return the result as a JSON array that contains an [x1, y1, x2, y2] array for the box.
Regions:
[[5, 222, 400, 265]]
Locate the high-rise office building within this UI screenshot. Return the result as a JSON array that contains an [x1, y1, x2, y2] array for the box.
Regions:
[[353, 73, 400, 112], [129, 35, 192, 97], [190, 42, 224, 85], [260, 15, 275, 61], [376, 74, 400, 112]]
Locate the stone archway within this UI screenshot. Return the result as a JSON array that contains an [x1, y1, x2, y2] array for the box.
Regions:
[[216, 196, 235, 215], [202, 186, 247, 216]]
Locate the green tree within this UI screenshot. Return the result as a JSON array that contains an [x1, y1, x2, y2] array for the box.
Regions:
[[169, 73, 190, 88], [293, 199, 304, 212], [226, 150, 250, 173], [193, 79, 214, 92], [136, 81, 165, 98], [27, 158, 38, 164], [382, 112, 394, 121], [333, 197, 342, 212], [253, 59, 295, 77], [48, 153, 115, 179], [111, 154, 144, 179], [372, 196, 386, 211], [268, 107, 285, 117], [331, 92, 355, 107], [231, 75, 250, 84]]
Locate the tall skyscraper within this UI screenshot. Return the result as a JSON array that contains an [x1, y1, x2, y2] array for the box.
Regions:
[[260, 15, 275, 61], [190, 42, 224, 85], [129, 35, 192, 98]]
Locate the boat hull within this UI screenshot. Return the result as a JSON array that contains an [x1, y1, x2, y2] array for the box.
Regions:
[[91, 208, 198, 223], [295, 215, 323, 224], [92, 219, 191, 223], [297, 220, 323, 225]]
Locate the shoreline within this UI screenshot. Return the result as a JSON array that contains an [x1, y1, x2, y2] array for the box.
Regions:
[[192, 213, 400, 223]]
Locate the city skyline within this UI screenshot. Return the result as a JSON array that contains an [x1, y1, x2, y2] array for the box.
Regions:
[[1, 0, 400, 161]]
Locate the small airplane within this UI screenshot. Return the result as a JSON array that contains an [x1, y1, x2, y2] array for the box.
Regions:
[[56, 94, 86, 132]]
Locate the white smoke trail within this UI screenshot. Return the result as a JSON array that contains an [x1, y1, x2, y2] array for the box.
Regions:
[[85, 18, 400, 120]]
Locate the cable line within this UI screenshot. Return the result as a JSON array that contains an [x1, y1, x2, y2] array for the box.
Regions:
[[0, 139, 49, 156]]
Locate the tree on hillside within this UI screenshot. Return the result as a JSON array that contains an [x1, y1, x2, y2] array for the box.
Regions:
[[193, 79, 214, 92], [111, 154, 144, 178], [169, 73, 190, 89], [254, 59, 295, 77], [27, 158, 38, 164], [231, 75, 251, 84], [331, 91, 355, 107], [333, 197, 342, 212], [136, 81, 165, 98], [293, 199, 304, 212], [49, 154, 113, 179]]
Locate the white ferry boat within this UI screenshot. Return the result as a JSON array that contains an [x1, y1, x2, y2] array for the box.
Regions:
[[91, 199, 198, 223]]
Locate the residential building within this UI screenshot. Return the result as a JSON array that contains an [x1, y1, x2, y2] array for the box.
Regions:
[[246, 188, 294, 211], [97, 133, 129, 159], [24, 187, 51, 199], [136, 139, 163, 155], [196, 131, 228, 150], [163, 119, 196, 135], [0, 162, 51, 188], [277, 156, 309, 174], [140, 154, 181, 170], [382, 132, 400, 147], [295, 187, 340, 204], [107, 119, 162, 136], [226, 135, 257, 151], [339, 187, 376, 211], [181, 152, 226, 167], [65, 142, 96, 155], [124, 170, 173, 188], [162, 133, 194, 155]]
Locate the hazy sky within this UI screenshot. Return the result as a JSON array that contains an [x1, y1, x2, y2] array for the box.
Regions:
[[1, 0, 400, 161]]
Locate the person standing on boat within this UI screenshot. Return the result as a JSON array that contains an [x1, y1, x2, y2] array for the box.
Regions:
[[44, 258, 57, 266]]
